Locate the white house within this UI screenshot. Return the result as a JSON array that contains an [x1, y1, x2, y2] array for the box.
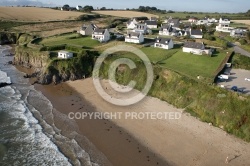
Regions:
[[159, 24, 174, 36], [133, 23, 147, 34], [76, 5, 82, 10], [145, 20, 158, 29], [125, 32, 144, 43], [92, 29, 110, 42], [216, 18, 234, 33], [58, 51, 73, 59], [183, 42, 211, 55], [189, 29, 203, 39], [127, 18, 138, 29], [154, 37, 174, 50], [207, 18, 218, 23], [196, 19, 208, 25]]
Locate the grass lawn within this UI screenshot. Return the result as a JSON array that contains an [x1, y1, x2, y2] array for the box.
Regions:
[[39, 34, 100, 48], [141, 47, 178, 63], [159, 50, 228, 80]]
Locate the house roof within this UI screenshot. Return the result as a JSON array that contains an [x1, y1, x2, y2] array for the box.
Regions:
[[183, 41, 204, 49], [93, 28, 105, 34], [82, 23, 98, 30], [160, 24, 173, 32], [59, 50, 71, 54], [190, 29, 202, 36], [145, 20, 157, 25], [155, 38, 172, 44], [167, 19, 180, 27]]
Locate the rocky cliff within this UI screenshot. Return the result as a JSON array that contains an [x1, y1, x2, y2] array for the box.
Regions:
[[0, 32, 19, 45]]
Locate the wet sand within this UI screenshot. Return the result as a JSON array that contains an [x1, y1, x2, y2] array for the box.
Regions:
[[35, 83, 170, 166]]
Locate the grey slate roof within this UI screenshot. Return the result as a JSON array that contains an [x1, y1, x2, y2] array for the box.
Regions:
[[160, 24, 173, 31], [155, 38, 172, 44], [93, 28, 105, 34], [190, 29, 202, 36], [167, 19, 180, 27], [145, 20, 157, 25], [183, 41, 204, 49]]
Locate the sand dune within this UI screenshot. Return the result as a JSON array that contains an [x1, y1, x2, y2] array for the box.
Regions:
[[67, 78, 250, 166]]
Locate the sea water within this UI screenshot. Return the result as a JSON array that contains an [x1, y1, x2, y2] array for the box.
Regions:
[[0, 45, 98, 166]]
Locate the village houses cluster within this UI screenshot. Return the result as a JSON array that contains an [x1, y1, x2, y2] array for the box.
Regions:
[[59, 16, 247, 58]]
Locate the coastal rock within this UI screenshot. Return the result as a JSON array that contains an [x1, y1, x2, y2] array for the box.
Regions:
[[0, 82, 12, 88], [52, 74, 60, 85]]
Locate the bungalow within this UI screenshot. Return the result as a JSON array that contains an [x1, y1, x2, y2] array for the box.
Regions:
[[145, 20, 158, 29], [133, 23, 147, 34], [92, 29, 110, 42], [154, 37, 174, 50], [189, 29, 203, 39], [125, 32, 144, 43], [80, 24, 98, 36], [58, 51, 73, 59], [183, 41, 211, 55], [127, 18, 138, 29]]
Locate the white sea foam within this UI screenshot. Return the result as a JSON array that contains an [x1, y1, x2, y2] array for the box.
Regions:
[[0, 70, 11, 84]]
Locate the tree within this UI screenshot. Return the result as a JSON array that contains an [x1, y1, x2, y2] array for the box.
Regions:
[[62, 4, 70, 10], [82, 5, 94, 12], [246, 31, 250, 40], [100, 7, 106, 10]]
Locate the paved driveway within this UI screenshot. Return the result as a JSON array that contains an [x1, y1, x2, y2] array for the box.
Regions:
[[217, 69, 250, 95]]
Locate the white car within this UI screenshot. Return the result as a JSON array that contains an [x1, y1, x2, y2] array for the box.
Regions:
[[245, 78, 250, 81]]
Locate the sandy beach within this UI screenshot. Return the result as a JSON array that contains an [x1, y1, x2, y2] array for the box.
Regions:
[[60, 78, 250, 166]]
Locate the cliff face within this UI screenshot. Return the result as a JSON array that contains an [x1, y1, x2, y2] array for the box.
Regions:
[[13, 47, 49, 69], [0, 32, 18, 45]]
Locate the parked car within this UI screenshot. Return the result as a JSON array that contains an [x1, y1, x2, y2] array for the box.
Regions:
[[245, 78, 250, 81], [231, 86, 238, 92]]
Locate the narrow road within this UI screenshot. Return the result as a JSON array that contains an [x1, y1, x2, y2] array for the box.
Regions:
[[228, 42, 250, 57]]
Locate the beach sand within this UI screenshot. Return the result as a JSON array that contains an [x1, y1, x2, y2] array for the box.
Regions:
[[62, 78, 250, 166], [35, 82, 170, 166]]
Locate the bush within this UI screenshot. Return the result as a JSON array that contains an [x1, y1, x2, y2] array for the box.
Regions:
[[239, 39, 247, 45], [77, 14, 101, 21], [65, 45, 82, 52], [204, 33, 216, 41], [39, 44, 66, 51]]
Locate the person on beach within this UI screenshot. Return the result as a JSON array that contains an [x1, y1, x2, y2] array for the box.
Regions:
[[225, 156, 229, 164]]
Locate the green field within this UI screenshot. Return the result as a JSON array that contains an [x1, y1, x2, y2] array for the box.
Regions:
[[157, 12, 247, 20], [159, 50, 227, 80], [39, 34, 100, 48]]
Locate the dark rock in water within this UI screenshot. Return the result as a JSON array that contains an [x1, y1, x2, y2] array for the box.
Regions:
[[8, 61, 13, 65], [0, 82, 12, 88]]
